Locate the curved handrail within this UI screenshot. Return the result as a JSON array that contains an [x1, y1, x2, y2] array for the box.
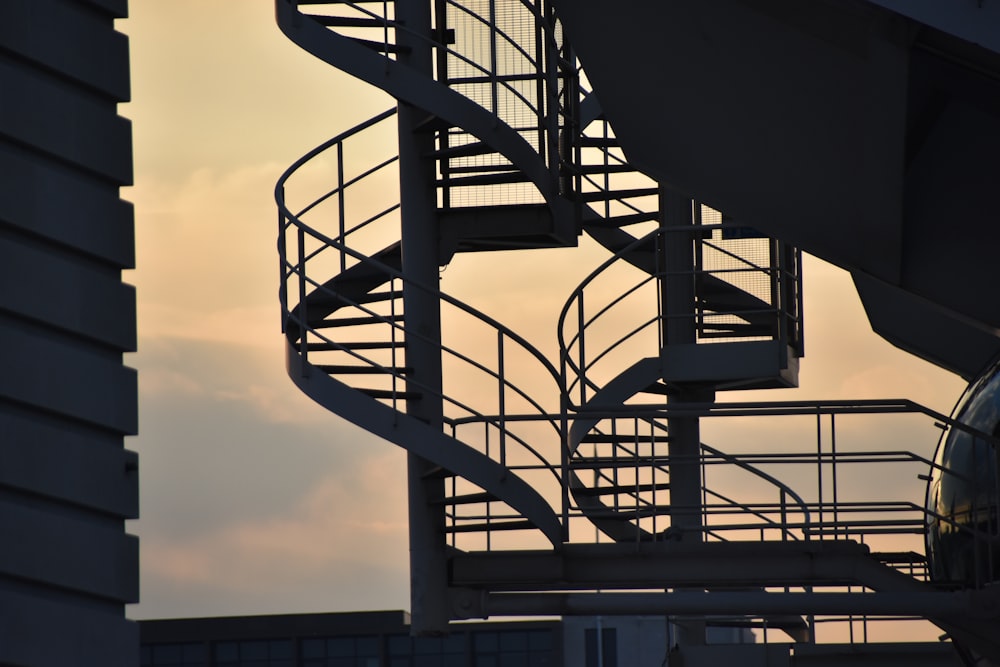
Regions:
[[277, 0, 569, 216], [557, 226, 662, 405], [276, 114, 567, 543], [556, 223, 812, 543]]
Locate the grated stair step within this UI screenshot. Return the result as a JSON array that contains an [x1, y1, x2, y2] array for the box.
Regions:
[[307, 15, 392, 28], [437, 170, 531, 187], [296, 0, 392, 4], [426, 141, 494, 160], [576, 505, 673, 520], [350, 37, 411, 55], [578, 136, 620, 149], [585, 211, 660, 228], [570, 455, 670, 469], [579, 433, 672, 444], [317, 364, 411, 375], [433, 491, 498, 506], [312, 314, 404, 329], [573, 482, 671, 497], [578, 187, 659, 202], [359, 388, 421, 400], [306, 340, 404, 352], [570, 163, 638, 176], [445, 520, 536, 534]]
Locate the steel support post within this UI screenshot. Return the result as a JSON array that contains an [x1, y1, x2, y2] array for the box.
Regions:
[[396, 0, 450, 635], [659, 188, 708, 542], [659, 187, 710, 646]]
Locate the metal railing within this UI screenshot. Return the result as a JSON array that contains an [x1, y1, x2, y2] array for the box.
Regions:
[[558, 224, 802, 408], [277, 109, 568, 546], [286, 0, 566, 209]]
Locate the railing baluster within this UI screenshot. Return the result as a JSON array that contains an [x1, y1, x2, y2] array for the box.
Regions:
[[498, 331, 506, 470], [337, 141, 346, 275], [297, 226, 309, 373]]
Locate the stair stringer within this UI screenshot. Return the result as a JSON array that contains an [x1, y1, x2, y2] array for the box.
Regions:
[[285, 339, 564, 548], [275, 1, 576, 244]]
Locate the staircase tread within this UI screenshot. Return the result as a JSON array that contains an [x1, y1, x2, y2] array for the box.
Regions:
[[431, 491, 498, 506], [306, 15, 391, 28], [579, 433, 671, 443], [438, 171, 531, 187], [312, 314, 404, 328], [306, 341, 404, 351], [317, 364, 411, 374], [426, 141, 493, 159], [359, 388, 421, 400], [573, 482, 671, 497], [584, 211, 660, 228], [352, 37, 410, 55], [445, 519, 536, 533], [578, 187, 659, 202]]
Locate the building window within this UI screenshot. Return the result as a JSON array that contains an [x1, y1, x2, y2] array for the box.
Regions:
[[214, 639, 293, 667], [473, 629, 554, 667], [584, 628, 617, 667], [388, 632, 466, 667], [301, 635, 380, 667], [141, 642, 207, 666]]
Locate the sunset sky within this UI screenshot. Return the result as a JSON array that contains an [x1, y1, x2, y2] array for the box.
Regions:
[[122, 1, 967, 622]]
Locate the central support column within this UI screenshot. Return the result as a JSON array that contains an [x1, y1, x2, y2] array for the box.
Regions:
[[659, 188, 707, 543], [396, 0, 450, 635], [659, 187, 710, 647]]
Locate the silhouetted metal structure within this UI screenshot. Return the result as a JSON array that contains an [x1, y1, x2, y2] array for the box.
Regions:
[[275, 1, 1000, 664]]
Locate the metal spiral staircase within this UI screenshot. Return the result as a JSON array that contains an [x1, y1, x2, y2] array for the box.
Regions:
[[274, 0, 1000, 660]]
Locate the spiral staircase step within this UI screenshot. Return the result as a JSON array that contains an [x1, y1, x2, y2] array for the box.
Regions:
[[445, 520, 536, 534], [312, 313, 404, 328], [431, 491, 498, 506], [317, 364, 411, 375], [306, 15, 392, 29], [584, 210, 660, 228], [578, 186, 658, 202], [359, 388, 421, 400], [425, 140, 493, 160], [573, 482, 671, 497], [306, 340, 404, 351]]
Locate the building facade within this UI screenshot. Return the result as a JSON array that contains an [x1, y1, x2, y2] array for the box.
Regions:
[[0, 1, 139, 664]]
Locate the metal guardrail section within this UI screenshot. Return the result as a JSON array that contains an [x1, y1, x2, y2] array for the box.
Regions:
[[276, 108, 567, 546], [283, 0, 567, 209], [559, 224, 803, 408]]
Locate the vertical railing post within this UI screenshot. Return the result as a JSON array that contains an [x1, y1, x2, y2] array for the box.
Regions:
[[769, 238, 782, 340], [337, 142, 346, 274], [278, 192, 288, 335], [488, 0, 499, 118], [780, 488, 788, 542], [660, 188, 708, 556], [816, 408, 824, 540], [498, 331, 507, 469], [560, 381, 571, 543], [831, 413, 839, 538], [576, 293, 586, 406], [297, 226, 309, 373]]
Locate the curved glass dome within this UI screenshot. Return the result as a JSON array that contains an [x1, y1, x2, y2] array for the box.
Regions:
[[926, 356, 1000, 586]]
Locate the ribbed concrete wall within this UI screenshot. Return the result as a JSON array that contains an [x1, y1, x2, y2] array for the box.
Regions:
[[0, 0, 139, 664]]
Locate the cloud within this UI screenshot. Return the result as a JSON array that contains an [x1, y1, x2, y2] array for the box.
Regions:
[[135, 450, 409, 618]]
